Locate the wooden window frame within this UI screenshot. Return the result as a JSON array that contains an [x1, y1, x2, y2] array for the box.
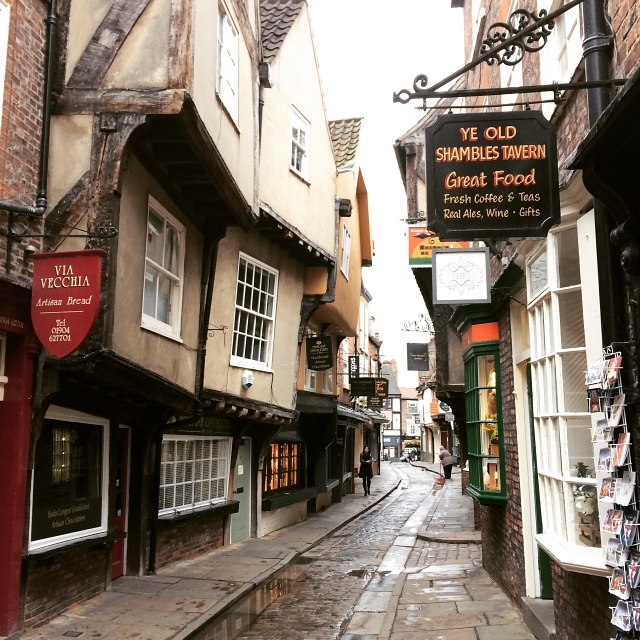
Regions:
[[263, 442, 303, 494]]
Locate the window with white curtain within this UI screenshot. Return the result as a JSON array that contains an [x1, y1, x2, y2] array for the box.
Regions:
[[159, 436, 231, 515], [217, 4, 239, 123], [527, 225, 597, 549]]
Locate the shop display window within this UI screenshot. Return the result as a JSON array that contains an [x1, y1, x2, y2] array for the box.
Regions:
[[264, 443, 303, 493], [464, 342, 506, 504]]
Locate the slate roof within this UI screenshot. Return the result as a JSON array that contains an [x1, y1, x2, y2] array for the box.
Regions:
[[328, 118, 363, 170], [261, 0, 306, 63], [380, 363, 401, 396]]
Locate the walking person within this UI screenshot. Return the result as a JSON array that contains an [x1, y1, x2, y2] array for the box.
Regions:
[[359, 446, 374, 496], [439, 446, 454, 480]]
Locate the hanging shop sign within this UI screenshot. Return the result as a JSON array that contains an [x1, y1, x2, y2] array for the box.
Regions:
[[306, 335, 333, 371], [348, 355, 360, 381], [351, 377, 375, 396], [368, 396, 383, 409], [432, 247, 491, 305], [407, 343, 430, 371], [408, 227, 470, 266], [31, 250, 104, 357], [424, 111, 560, 240], [375, 378, 389, 398]]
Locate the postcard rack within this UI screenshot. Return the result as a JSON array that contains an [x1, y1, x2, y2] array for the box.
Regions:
[[588, 348, 639, 638]]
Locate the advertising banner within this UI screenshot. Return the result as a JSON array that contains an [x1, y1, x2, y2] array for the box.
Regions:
[[31, 250, 104, 357], [348, 355, 360, 381], [407, 343, 430, 371], [305, 335, 333, 371], [408, 227, 470, 266], [425, 111, 560, 240]]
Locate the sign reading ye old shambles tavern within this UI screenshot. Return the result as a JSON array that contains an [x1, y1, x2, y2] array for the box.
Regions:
[[425, 112, 560, 240]]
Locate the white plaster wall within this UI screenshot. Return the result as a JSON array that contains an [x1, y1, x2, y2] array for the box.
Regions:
[[258, 6, 336, 254], [315, 489, 332, 512], [258, 502, 307, 537]]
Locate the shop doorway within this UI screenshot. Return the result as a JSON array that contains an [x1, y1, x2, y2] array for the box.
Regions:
[[111, 427, 129, 579], [526, 365, 553, 599], [231, 438, 251, 544]]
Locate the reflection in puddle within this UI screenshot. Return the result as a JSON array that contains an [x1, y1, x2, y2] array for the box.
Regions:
[[346, 568, 389, 580]]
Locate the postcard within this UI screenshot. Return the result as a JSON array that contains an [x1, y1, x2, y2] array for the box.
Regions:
[[610, 396, 626, 428], [612, 600, 632, 631], [586, 359, 605, 386], [599, 447, 613, 472], [603, 509, 624, 535], [628, 553, 640, 589], [606, 538, 629, 567], [593, 419, 614, 443], [613, 433, 632, 468], [605, 356, 623, 390], [616, 472, 637, 507], [611, 567, 630, 599], [601, 477, 618, 502], [621, 510, 639, 547]]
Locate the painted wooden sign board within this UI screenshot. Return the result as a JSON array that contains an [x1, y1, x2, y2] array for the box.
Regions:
[[425, 111, 560, 240], [31, 250, 104, 357], [306, 335, 333, 371], [408, 226, 470, 266]]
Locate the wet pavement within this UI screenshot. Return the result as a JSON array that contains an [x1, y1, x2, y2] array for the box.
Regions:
[[20, 465, 534, 640]]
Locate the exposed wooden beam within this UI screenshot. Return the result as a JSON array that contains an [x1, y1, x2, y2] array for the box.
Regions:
[[53, 88, 185, 115], [67, 0, 154, 88]]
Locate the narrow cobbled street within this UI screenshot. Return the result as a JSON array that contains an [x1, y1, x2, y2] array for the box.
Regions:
[[190, 464, 534, 640]]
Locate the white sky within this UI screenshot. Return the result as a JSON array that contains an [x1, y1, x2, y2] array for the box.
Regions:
[[307, 1, 465, 386]]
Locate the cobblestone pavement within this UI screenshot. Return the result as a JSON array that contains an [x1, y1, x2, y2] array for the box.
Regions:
[[195, 464, 535, 640]]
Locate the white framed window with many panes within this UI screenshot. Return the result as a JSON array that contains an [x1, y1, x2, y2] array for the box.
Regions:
[[527, 216, 605, 570], [341, 225, 351, 278], [142, 198, 185, 341], [231, 253, 278, 371], [217, 3, 239, 123], [291, 107, 309, 179], [159, 436, 231, 515]]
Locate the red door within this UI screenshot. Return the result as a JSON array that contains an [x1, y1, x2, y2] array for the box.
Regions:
[[111, 427, 129, 579]]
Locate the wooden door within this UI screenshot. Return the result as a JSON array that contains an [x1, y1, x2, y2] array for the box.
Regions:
[[111, 427, 129, 580]]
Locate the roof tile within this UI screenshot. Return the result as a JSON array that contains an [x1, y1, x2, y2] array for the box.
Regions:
[[328, 118, 363, 169], [261, 0, 306, 63]]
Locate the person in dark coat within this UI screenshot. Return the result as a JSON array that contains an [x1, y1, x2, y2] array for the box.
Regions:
[[439, 446, 454, 479], [359, 446, 374, 495]]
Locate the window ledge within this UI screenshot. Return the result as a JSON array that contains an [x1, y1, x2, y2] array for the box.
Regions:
[[466, 485, 507, 505], [25, 530, 124, 559], [290, 167, 310, 185], [536, 532, 609, 577], [230, 356, 273, 374], [141, 318, 184, 344], [262, 487, 318, 511], [158, 500, 239, 523]]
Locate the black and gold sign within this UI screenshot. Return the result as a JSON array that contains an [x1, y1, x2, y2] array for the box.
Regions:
[[375, 378, 389, 398], [425, 111, 560, 240], [305, 335, 333, 371], [407, 343, 429, 371], [368, 396, 383, 409], [351, 377, 375, 396]]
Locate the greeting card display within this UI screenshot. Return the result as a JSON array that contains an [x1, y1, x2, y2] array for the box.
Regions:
[[611, 567, 631, 599], [628, 553, 640, 589], [594, 418, 614, 443], [621, 510, 640, 547], [612, 600, 632, 631], [606, 538, 630, 567], [617, 472, 637, 507], [613, 433, 632, 468], [599, 447, 614, 472], [610, 396, 626, 428], [604, 509, 625, 535], [602, 478, 618, 502], [605, 356, 623, 390], [633, 600, 640, 632], [586, 360, 606, 386]]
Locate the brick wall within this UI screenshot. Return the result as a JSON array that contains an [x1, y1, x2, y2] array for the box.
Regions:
[[611, 0, 640, 78], [550, 560, 614, 640], [0, 0, 47, 281], [155, 511, 225, 569], [479, 304, 527, 604], [23, 544, 107, 627]]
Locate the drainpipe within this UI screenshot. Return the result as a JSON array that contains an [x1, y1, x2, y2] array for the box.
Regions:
[[582, 0, 620, 347], [258, 62, 274, 145], [147, 229, 226, 574], [3, 0, 57, 274]]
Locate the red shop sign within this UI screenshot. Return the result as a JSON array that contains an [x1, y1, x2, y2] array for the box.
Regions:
[[31, 250, 104, 357]]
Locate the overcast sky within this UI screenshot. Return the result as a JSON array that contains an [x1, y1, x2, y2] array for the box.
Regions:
[[307, 1, 465, 386]]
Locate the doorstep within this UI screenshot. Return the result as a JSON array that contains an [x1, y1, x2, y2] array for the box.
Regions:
[[521, 596, 557, 640]]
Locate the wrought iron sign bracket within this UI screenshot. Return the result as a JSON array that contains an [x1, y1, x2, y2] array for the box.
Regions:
[[393, 0, 625, 105], [402, 314, 434, 336], [207, 325, 228, 343]]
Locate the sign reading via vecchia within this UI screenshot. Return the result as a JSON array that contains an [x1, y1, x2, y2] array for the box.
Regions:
[[425, 111, 560, 240], [31, 250, 104, 357]]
